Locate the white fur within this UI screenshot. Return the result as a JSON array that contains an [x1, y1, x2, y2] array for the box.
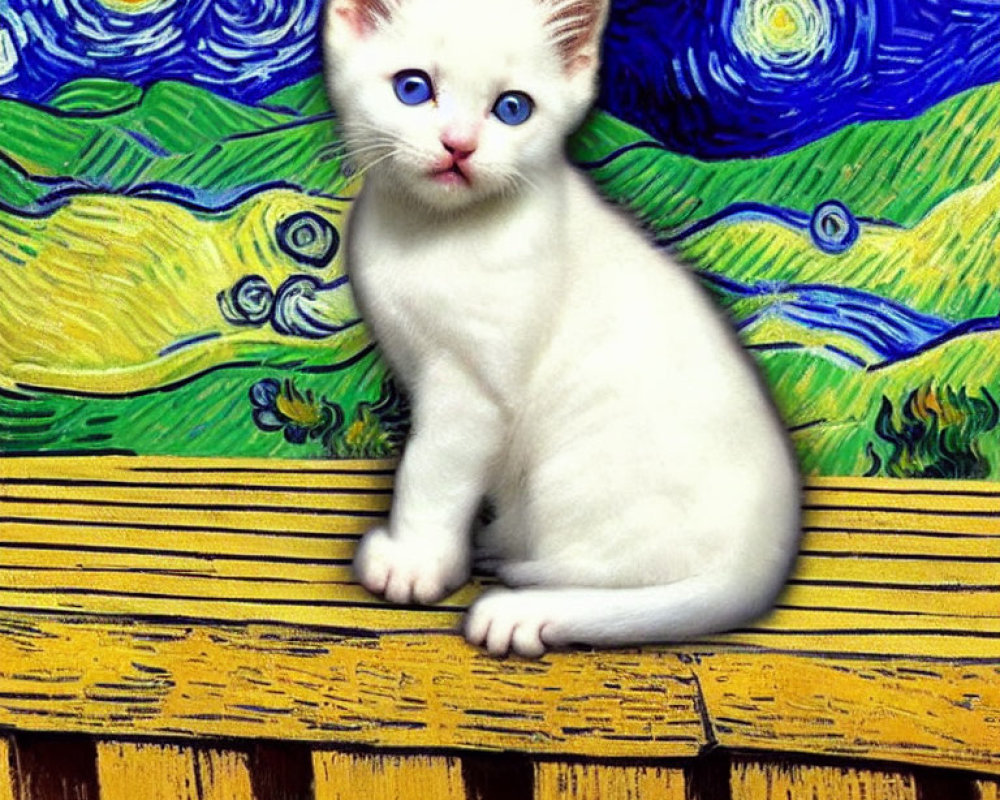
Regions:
[[324, 0, 802, 657]]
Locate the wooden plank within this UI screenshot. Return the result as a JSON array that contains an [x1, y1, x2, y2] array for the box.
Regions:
[[0, 614, 707, 759], [733, 608, 1000, 635], [692, 653, 1000, 772], [0, 456, 398, 483], [96, 742, 198, 800], [0, 572, 994, 653], [96, 742, 254, 800], [0, 500, 377, 536], [0, 564, 462, 605], [312, 751, 466, 800], [800, 529, 1000, 558], [806, 475, 1000, 495], [0, 740, 14, 800], [533, 762, 687, 800], [978, 780, 1000, 800], [712, 633, 1000, 660], [0, 521, 360, 560], [0, 534, 988, 596], [0, 615, 996, 774], [0, 459, 956, 492], [806, 487, 1000, 513], [804, 510, 1000, 536], [729, 759, 918, 800], [0, 483, 392, 514], [776, 583, 997, 617], [0, 547, 357, 578], [793, 552, 1000, 585], [0, 593, 459, 631], [0, 555, 988, 654], [0, 585, 992, 658]]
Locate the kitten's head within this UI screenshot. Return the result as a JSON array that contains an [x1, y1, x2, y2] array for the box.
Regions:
[[324, 0, 608, 210]]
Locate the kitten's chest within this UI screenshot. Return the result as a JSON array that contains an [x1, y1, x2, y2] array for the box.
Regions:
[[349, 202, 554, 394]]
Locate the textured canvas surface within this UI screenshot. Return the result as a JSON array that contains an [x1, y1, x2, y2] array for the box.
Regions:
[[1, 0, 998, 478]]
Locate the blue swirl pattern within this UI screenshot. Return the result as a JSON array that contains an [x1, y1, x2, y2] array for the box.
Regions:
[[600, 0, 1000, 158], [0, 0, 322, 103]]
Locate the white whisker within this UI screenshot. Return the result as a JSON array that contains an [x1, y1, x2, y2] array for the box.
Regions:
[[349, 147, 405, 181]]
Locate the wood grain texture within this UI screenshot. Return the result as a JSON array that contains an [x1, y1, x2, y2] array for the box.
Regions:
[[96, 742, 254, 800], [312, 751, 466, 800], [533, 762, 687, 800], [2, 457, 999, 659], [1, 457, 1000, 776], [693, 653, 1000, 770], [0, 614, 706, 757], [729, 759, 918, 800], [0, 614, 996, 773]]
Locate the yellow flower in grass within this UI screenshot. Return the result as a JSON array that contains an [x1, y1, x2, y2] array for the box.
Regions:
[[250, 379, 344, 445]]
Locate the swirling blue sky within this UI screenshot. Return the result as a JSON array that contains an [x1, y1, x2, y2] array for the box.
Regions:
[[601, 0, 1000, 158], [1, 0, 998, 158], [0, 0, 322, 104]]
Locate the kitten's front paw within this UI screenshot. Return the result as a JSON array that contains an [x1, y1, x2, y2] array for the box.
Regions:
[[354, 526, 468, 605], [464, 589, 558, 659]]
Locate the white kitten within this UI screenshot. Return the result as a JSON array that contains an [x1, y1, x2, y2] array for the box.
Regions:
[[323, 0, 801, 657]]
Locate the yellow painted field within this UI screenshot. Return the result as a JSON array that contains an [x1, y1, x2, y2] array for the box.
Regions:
[[0, 189, 362, 395]]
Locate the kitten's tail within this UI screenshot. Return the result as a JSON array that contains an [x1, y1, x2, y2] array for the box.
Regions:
[[560, 570, 781, 646]]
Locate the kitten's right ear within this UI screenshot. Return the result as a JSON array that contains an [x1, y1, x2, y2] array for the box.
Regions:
[[327, 0, 394, 42], [541, 0, 609, 76]]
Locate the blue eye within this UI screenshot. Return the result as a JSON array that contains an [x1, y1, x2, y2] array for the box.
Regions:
[[493, 91, 533, 125], [393, 70, 434, 105]]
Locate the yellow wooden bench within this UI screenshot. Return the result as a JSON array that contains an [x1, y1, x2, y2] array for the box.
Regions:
[[0, 455, 997, 799]]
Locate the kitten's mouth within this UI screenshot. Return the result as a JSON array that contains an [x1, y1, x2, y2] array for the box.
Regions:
[[430, 161, 472, 187]]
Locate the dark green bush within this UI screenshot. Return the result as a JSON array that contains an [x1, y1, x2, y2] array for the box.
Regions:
[[866, 384, 999, 479], [326, 376, 410, 458]]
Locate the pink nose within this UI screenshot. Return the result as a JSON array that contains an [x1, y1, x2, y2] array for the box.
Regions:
[[441, 135, 477, 161]]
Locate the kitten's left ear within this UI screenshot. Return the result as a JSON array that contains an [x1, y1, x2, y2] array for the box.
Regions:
[[541, 0, 609, 76], [327, 0, 396, 45]]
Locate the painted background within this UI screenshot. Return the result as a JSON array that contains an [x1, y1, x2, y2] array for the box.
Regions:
[[1, 0, 998, 479]]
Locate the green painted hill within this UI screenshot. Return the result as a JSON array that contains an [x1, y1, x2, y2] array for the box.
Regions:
[[48, 78, 143, 113], [0, 157, 47, 208], [131, 81, 294, 153], [0, 81, 297, 179], [141, 115, 346, 196], [0, 79, 347, 206], [264, 75, 333, 117], [569, 81, 1000, 235], [752, 327, 1000, 477], [0, 99, 95, 175]]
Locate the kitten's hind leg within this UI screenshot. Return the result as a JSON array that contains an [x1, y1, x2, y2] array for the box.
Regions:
[[495, 559, 556, 586], [471, 516, 504, 576], [464, 588, 559, 658], [498, 554, 625, 588], [471, 504, 530, 577]]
